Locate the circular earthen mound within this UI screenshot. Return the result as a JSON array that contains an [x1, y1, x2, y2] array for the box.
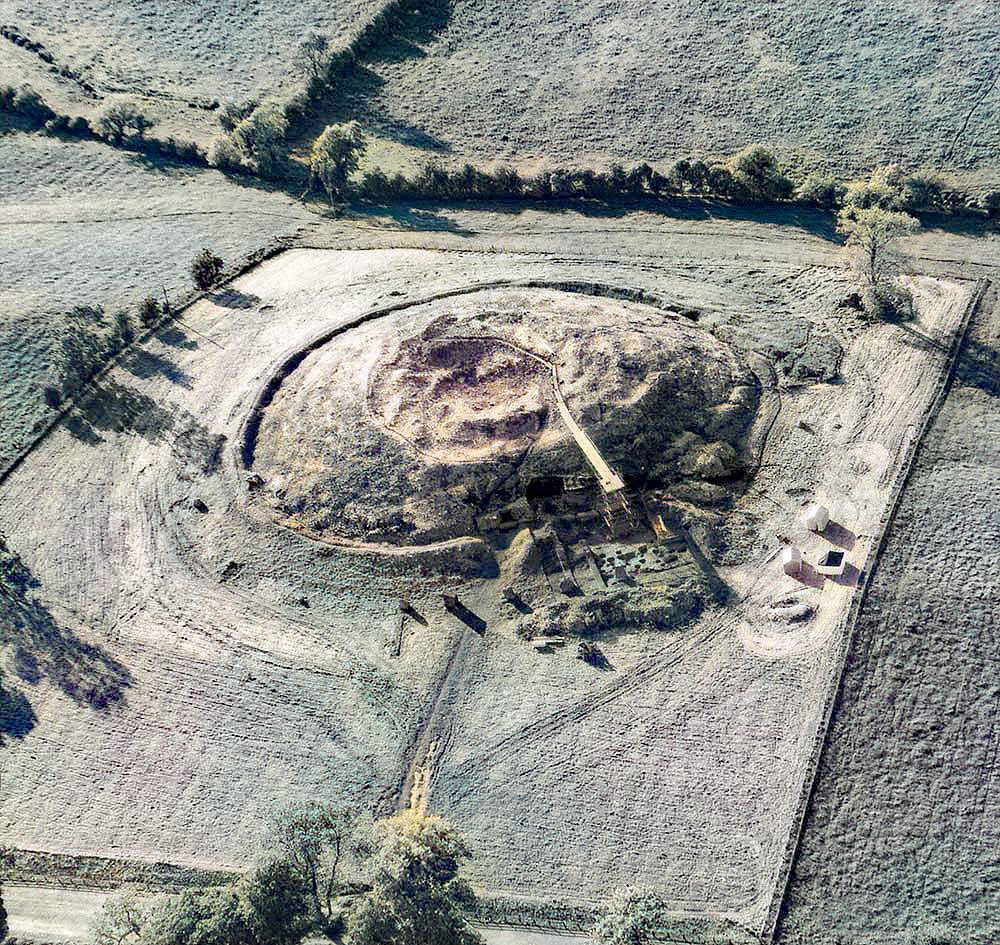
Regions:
[[248, 288, 759, 546]]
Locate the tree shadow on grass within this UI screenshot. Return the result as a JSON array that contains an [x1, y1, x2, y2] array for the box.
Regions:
[[0, 544, 132, 724], [210, 289, 261, 310], [291, 0, 455, 156], [344, 195, 841, 242], [66, 379, 227, 474], [121, 348, 194, 389], [0, 673, 37, 743], [67, 379, 178, 446], [302, 62, 452, 155], [354, 203, 475, 234], [158, 326, 199, 350], [367, 0, 453, 65], [957, 336, 1000, 396]]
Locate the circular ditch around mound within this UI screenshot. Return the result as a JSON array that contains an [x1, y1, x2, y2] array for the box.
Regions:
[[243, 286, 760, 548]]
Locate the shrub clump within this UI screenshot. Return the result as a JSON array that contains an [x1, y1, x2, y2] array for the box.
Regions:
[[230, 107, 289, 178], [97, 101, 155, 145], [139, 296, 161, 326], [593, 887, 672, 945], [795, 171, 846, 208], [308, 121, 365, 203], [218, 98, 259, 133], [728, 145, 795, 201], [861, 282, 915, 321], [191, 249, 224, 290]]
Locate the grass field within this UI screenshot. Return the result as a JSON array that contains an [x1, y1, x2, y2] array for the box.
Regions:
[[0, 130, 311, 472], [4, 0, 1000, 939], [777, 289, 1000, 945], [0, 207, 978, 942], [344, 0, 1000, 181], [0, 0, 385, 143]]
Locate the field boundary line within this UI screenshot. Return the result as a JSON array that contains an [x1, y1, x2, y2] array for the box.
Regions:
[[0, 236, 295, 491], [759, 276, 989, 944]]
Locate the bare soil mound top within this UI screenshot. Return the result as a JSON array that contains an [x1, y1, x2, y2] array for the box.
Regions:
[[249, 289, 759, 546], [370, 332, 552, 463]]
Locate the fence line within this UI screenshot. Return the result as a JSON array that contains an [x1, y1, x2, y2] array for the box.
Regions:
[[759, 276, 989, 944]]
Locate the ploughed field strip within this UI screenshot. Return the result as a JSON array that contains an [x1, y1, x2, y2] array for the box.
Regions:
[[778, 290, 1000, 945], [0, 226, 976, 942]]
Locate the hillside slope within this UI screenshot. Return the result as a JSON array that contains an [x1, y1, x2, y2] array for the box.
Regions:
[[0, 0, 384, 142]]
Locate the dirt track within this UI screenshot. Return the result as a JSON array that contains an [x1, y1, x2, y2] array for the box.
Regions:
[[0, 209, 990, 942], [777, 287, 1000, 944]]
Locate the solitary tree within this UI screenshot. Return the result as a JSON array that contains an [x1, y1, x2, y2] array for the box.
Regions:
[[837, 206, 918, 289], [347, 810, 482, 945], [297, 32, 330, 81], [268, 801, 355, 934], [98, 102, 155, 144], [191, 248, 224, 290], [592, 887, 671, 945], [139, 296, 160, 325], [309, 121, 365, 203], [233, 108, 289, 178]]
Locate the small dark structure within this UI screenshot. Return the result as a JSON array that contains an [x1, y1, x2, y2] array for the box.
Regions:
[[443, 594, 486, 633], [816, 549, 846, 577], [577, 641, 609, 670]]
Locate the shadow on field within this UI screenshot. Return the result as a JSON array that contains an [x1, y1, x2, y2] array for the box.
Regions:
[[210, 288, 261, 310], [0, 544, 132, 723], [294, 0, 455, 156], [0, 672, 36, 742], [121, 348, 194, 388], [894, 322, 948, 354], [957, 336, 1000, 395], [158, 325, 199, 350], [67, 380, 179, 446], [367, 204, 476, 234], [67, 380, 226, 473], [345, 196, 841, 242]]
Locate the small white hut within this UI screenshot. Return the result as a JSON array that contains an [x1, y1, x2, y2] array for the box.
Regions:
[[781, 546, 803, 576], [802, 503, 830, 532]]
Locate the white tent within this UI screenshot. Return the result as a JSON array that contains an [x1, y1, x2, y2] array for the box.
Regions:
[[802, 503, 830, 532], [781, 546, 803, 576]]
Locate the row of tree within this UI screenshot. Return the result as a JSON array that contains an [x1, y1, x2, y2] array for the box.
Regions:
[[4, 79, 998, 222], [350, 150, 988, 217], [40, 249, 224, 412], [83, 802, 685, 945], [1, 84, 207, 165], [90, 805, 483, 945]]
